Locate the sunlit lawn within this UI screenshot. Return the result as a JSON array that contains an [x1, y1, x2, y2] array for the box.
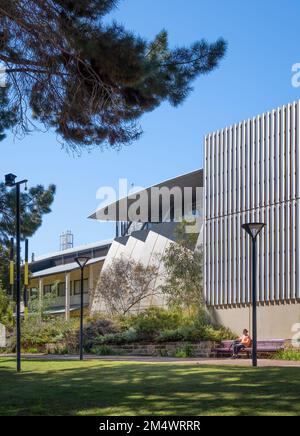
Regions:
[[0, 358, 299, 416]]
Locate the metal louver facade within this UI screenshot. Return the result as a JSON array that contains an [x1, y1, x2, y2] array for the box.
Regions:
[[204, 100, 300, 307]]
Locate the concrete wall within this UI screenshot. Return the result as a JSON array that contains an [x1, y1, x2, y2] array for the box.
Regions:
[[91, 230, 173, 314], [211, 302, 300, 339]]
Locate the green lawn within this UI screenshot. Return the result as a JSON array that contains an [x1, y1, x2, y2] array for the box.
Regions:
[[0, 358, 300, 416]]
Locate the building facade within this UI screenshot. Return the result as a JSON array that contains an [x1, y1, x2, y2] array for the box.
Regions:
[[89, 169, 204, 313], [204, 100, 300, 339], [29, 170, 204, 317], [29, 240, 112, 319]]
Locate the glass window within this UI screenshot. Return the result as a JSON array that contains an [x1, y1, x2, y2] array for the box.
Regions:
[[30, 288, 38, 298], [74, 279, 88, 295], [43, 284, 55, 295], [58, 282, 66, 297]]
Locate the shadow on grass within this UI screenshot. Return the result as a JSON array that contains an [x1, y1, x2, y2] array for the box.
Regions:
[[0, 358, 299, 416]]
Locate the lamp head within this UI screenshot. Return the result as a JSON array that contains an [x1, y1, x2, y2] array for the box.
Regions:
[[5, 173, 17, 187], [75, 256, 91, 269], [242, 223, 265, 240]]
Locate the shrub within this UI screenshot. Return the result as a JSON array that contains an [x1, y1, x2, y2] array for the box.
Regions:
[[156, 328, 184, 343], [156, 324, 235, 343], [173, 344, 196, 358], [96, 328, 139, 346], [122, 307, 186, 340], [23, 347, 39, 354], [83, 317, 120, 350], [0, 289, 14, 328], [90, 345, 115, 356], [274, 348, 300, 361], [157, 348, 169, 357], [89, 308, 235, 347], [10, 316, 79, 352]]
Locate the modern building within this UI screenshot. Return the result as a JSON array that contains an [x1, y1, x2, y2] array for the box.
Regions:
[[205, 99, 300, 339], [89, 169, 204, 313], [29, 100, 300, 339], [29, 169, 204, 317]]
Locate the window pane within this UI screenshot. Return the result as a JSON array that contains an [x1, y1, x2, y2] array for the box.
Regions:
[[74, 279, 89, 294], [58, 282, 66, 297], [74, 280, 80, 295], [43, 285, 51, 295], [30, 288, 38, 298]]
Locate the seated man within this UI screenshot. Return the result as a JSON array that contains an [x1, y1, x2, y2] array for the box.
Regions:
[[231, 329, 252, 359]]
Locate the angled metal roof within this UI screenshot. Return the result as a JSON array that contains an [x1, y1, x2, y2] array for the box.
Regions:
[[89, 168, 204, 222]]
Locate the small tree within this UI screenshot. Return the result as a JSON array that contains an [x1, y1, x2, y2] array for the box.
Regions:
[[0, 288, 14, 328], [28, 286, 59, 321], [94, 257, 159, 316], [161, 240, 204, 315]]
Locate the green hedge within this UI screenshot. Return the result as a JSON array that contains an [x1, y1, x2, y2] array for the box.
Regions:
[[11, 307, 235, 353], [274, 348, 300, 361]]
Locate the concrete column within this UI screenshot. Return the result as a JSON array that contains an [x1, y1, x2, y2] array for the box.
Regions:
[[65, 273, 70, 321], [88, 264, 94, 308], [38, 278, 43, 313]]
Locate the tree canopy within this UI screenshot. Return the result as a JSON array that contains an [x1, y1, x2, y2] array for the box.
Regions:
[[0, 182, 56, 290], [0, 0, 227, 150], [92, 256, 159, 316], [161, 223, 204, 314], [0, 182, 56, 243]]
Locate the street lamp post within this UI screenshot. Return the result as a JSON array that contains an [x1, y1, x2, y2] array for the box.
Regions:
[[5, 174, 28, 373], [242, 222, 265, 368], [75, 256, 91, 360]]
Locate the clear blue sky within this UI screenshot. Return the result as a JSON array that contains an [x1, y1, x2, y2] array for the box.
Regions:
[[1, 0, 300, 257]]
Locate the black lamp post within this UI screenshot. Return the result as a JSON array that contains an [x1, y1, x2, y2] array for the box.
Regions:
[[5, 174, 28, 373], [242, 222, 265, 368], [75, 256, 90, 360]]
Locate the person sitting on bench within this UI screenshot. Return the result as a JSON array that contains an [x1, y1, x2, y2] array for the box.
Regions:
[[231, 329, 252, 359]]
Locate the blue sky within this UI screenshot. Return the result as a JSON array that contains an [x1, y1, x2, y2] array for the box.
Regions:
[[1, 0, 300, 257]]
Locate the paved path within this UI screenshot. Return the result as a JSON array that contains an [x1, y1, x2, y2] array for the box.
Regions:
[[1, 354, 300, 367]]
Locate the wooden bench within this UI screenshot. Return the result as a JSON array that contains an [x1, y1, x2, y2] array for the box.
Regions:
[[212, 339, 285, 358]]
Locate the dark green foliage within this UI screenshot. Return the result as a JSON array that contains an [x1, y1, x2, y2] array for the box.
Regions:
[[86, 308, 235, 347], [0, 182, 56, 243], [0, 182, 56, 290], [95, 328, 138, 346], [9, 307, 235, 353], [173, 344, 196, 358], [83, 316, 119, 350], [121, 307, 184, 340], [0, 288, 13, 327], [0, 1, 227, 149], [8, 317, 79, 352], [0, 86, 17, 141], [90, 344, 115, 356], [161, 242, 204, 312], [274, 348, 300, 361], [156, 324, 235, 344]]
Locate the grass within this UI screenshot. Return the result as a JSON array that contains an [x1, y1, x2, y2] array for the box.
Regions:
[[0, 358, 300, 416]]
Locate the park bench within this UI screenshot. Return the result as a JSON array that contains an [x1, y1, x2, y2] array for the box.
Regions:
[[212, 339, 285, 358]]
